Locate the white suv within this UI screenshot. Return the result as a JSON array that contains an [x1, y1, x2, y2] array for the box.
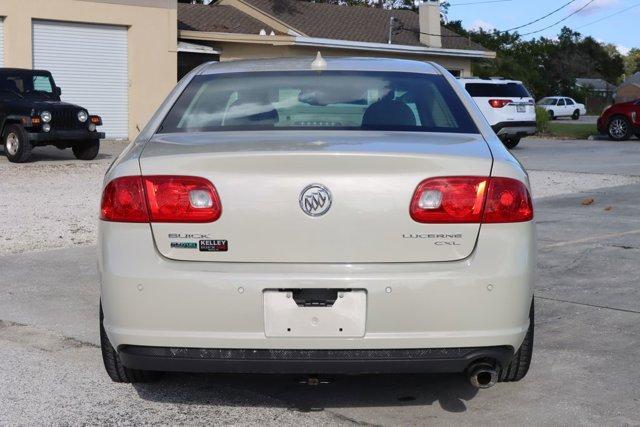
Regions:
[[460, 78, 536, 149]]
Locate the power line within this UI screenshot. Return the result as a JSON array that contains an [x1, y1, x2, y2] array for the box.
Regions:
[[517, 0, 596, 36], [574, 1, 640, 29], [414, 0, 596, 39], [448, 0, 513, 6], [503, 0, 579, 32]]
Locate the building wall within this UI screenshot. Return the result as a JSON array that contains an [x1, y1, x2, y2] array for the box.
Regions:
[[0, 0, 177, 140], [213, 42, 473, 76]]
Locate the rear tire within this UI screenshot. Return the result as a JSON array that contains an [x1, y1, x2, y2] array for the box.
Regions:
[[607, 116, 632, 141], [502, 136, 521, 149], [100, 304, 160, 383], [500, 300, 534, 382], [548, 110, 555, 120], [72, 139, 100, 160], [571, 110, 580, 120], [3, 124, 33, 163]]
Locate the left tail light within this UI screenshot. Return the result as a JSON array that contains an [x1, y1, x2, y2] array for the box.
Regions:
[[410, 176, 533, 224], [100, 176, 222, 223], [488, 99, 513, 108]]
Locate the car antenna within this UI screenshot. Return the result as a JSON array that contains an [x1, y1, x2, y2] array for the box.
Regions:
[[311, 51, 327, 71]]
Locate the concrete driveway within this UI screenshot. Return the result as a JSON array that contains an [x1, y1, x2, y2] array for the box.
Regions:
[[1, 138, 639, 425]]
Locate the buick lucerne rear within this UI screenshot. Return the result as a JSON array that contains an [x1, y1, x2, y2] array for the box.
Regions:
[[98, 57, 535, 389]]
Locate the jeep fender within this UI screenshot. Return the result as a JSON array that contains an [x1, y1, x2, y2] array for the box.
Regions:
[[0, 115, 28, 136]]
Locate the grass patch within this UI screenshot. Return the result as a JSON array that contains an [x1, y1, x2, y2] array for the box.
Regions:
[[545, 122, 597, 139]]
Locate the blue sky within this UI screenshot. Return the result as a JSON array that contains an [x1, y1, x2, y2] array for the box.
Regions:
[[445, 0, 639, 54]]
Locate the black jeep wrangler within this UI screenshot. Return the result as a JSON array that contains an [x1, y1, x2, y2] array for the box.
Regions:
[[0, 68, 105, 163]]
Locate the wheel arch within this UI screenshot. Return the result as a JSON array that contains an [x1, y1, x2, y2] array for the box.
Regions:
[[0, 115, 27, 136], [608, 113, 631, 126]]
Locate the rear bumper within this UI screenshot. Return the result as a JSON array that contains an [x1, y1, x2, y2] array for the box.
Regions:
[[99, 220, 535, 366], [492, 121, 537, 138], [118, 345, 515, 374], [28, 129, 105, 143]]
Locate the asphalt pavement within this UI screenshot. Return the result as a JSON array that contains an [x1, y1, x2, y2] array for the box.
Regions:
[[1, 137, 639, 425]]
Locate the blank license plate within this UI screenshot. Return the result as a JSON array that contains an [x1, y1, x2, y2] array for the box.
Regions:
[[516, 105, 526, 113], [264, 290, 366, 337]]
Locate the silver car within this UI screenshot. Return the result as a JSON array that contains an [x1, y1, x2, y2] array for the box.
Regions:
[[98, 56, 535, 389]]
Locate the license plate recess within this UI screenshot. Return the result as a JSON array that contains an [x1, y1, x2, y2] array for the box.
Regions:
[[264, 289, 366, 338]]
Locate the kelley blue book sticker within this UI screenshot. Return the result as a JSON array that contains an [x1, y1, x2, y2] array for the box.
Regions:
[[199, 240, 228, 252]]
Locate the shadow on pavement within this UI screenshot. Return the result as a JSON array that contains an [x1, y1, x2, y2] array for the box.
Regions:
[[133, 372, 478, 413]]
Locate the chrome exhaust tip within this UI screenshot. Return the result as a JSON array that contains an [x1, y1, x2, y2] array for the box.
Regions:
[[467, 363, 499, 389]]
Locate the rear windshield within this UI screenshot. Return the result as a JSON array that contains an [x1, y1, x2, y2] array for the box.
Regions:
[[465, 82, 531, 98], [159, 71, 478, 134]]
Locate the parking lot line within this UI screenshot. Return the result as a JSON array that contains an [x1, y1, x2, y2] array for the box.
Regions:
[[541, 228, 640, 249], [535, 295, 640, 315]]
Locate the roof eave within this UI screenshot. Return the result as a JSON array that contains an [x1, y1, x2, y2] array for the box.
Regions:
[[180, 30, 294, 45], [293, 36, 496, 59], [180, 30, 496, 59]]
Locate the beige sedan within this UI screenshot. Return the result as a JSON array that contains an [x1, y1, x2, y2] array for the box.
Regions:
[[98, 56, 535, 389]]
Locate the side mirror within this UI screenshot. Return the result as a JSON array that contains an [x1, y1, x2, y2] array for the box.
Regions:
[[55, 87, 62, 97]]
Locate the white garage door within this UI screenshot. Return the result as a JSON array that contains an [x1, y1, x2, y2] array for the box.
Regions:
[[33, 20, 128, 139], [0, 18, 4, 66]]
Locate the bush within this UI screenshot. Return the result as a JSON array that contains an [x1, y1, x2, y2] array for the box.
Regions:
[[536, 106, 550, 134]]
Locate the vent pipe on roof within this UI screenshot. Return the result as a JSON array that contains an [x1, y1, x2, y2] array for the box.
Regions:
[[311, 51, 327, 71], [419, 0, 442, 48], [388, 17, 396, 44]]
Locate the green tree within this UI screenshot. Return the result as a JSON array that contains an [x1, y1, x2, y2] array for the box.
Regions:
[[446, 24, 626, 98], [625, 48, 640, 76]]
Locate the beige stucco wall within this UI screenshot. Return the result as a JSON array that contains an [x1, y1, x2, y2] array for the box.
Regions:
[[0, 0, 177, 139], [199, 41, 472, 76]]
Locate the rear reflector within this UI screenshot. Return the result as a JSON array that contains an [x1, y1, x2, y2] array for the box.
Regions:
[[100, 176, 221, 223], [410, 176, 533, 224], [488, 99, 513, 108]]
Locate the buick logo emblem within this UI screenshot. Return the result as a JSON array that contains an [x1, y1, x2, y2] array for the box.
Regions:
[[299, 184, 332, 217]]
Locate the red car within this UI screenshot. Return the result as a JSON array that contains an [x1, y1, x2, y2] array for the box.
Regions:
[[598, 99, 640, 141]]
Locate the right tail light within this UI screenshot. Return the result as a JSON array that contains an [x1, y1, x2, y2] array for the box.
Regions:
[[410, 176, 533, 224]]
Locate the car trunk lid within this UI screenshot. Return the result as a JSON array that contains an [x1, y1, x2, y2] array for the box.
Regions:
[[139, 131, 493, 263]]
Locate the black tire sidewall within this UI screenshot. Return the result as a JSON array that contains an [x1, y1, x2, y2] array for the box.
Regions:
[[3, 124, 32, 163], [503, 137, 521, 149], [499, 299, 534, 382], [572, 110, 580, 120], [72, 139, 100, 160]]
